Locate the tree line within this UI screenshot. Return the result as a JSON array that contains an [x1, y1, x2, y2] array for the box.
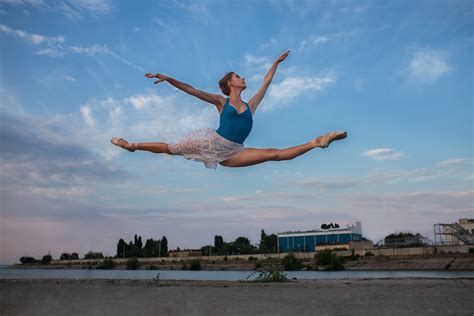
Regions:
[[200, 230, 278, 256]]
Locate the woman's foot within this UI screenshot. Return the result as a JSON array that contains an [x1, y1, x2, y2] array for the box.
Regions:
[[111, 137, 137, 152], [312, 131, 347, 148]]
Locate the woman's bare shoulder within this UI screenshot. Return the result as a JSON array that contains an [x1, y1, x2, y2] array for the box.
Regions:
[[215, 95, 226, 112]]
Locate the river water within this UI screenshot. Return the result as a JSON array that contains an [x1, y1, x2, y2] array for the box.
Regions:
[[0, 266, 472, 281]]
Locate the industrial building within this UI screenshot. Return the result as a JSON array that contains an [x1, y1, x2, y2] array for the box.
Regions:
[[434, 218, 474, 245], [277, 221, 363, 253]]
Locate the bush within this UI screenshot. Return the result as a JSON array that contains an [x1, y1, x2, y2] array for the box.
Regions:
[[147, 265, 159, 270], [325, 255, 345, 271], [19, 256, 37, 264], [364, 251, 374, 257], [315, 250, 333, 266], [126, 257, 140, 270], [190, 259, 201, 270], [41, 254, 52, 265], [315, 250, 345, 271], [468, 248, 474, 254], [248, 256, 258, 261], [97, 257, 115, 270], [84, 251, 104, 260], [282, 253, 304, 271], [248, 260, 288, 282], [181, 262, 188, 270], [305, 264, 314, 271], [223, 256, 228, 261]]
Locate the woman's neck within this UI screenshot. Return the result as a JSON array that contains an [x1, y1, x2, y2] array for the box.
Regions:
[[229, 91, 243, 103]]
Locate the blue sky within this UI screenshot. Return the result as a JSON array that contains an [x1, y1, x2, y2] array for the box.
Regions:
[[0, 0, 472, 264]]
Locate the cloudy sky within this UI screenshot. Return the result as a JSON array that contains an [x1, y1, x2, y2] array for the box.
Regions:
[[0, 0, 472, 264]]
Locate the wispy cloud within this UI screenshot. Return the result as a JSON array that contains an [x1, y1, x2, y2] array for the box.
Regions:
[[70, 44, 144, 72], [1, 24, 142, 71], [365, 168, 436, 184], [298, 29, 363, 50], [406, 49, 452, 83], [362, 148, 405, 161], [262, 74, 336, 112], [243, 54, 272, 66], [0, 0, 113, 19], [436, 158, 473, 168], [0, 23, 64, 45]]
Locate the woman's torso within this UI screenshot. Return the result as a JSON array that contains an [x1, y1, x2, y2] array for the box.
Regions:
[[216, 98, 253, 144]]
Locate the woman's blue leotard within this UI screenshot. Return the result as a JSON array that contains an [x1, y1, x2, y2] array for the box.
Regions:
[[216, 98, 253, 144]]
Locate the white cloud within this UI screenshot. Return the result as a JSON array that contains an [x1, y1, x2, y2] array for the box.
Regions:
[[0, 23, 64, 45], [362, 148, 405, 161], [436, 158, 473, 168], [70, 44, 144, 72], [35, 47, 65, 57], [262, 74, 336, 112], [63, 75, 76, 81], [73, 0, 112, 14], [365, 168, 436, 184], [80, 105, 95, 126], [0, 0, 113, 19], [407, 49, 451, 83], [244, 54, 271, 66], [298, 30, 361, 51]]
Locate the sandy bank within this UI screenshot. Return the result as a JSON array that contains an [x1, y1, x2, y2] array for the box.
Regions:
[[1, 278, 473, 315]]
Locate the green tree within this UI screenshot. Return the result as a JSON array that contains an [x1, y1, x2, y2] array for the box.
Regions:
[[214, 235, 224, 254], [41, 254, 52, 265], [116, 239, 127, 258], [161, 236, 168, 256], [282, 253, 304, 271]]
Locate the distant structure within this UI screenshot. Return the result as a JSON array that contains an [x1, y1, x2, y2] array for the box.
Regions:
[[433, 218, 474, 245], [277, 221, 363, 253]]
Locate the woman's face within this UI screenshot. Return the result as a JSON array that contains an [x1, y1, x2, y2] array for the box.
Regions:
[[229, 73, 246, 90]]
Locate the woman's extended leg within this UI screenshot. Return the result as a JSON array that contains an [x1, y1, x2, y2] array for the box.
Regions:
[[220, 131, 347, 168], [111, 138, 175, 155]]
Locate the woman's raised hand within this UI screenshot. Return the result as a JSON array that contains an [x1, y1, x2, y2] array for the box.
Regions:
[[275, 50, 290, 63], [145, 73, 170, 84]]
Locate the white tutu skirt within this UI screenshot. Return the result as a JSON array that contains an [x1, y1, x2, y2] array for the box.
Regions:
[[168, 128, 244, 169]]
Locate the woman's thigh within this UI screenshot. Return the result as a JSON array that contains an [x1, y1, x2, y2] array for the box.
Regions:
[[219, 148, 278, 167]]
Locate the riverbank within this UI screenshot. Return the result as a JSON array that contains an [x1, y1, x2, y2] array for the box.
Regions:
[[10, 253, 474, 271], [1, 278, 473, 315]]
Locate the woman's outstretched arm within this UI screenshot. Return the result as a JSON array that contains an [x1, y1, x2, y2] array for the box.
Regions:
[[145, 73, 224, 108], [248, 50, 290, 113]]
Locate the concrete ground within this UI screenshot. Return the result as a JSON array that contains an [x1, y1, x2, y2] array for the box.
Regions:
[[1, 278, 473, 315]]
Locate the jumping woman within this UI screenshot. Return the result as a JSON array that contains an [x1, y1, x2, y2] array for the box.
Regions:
[[111, 50, 347, 169]]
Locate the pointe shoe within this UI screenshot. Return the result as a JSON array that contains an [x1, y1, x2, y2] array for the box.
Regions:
[[316, 131, 347, 148], [111, 137, 136, 152]]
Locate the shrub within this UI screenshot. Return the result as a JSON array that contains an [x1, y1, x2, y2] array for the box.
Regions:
[[97, 257, 115, 270], [248, 256, 257, 261], [147, 265, 159, 270], [282, 253, 304, 271], [364, 251, 374, 257], [190, 259, 201, 270], [315, 250, 345, 271], [325, 255, 345, 271], [41, 254, 52, 265], [126, 257, 140, 270], [19, 256, 37, 264], [181, 262, 188, 270], [468, 248, 474, 254], [223, 256, 228, 261], [305, 264, 314, 271], [248, 260, 288, 282], [315, 250, 333, 266]]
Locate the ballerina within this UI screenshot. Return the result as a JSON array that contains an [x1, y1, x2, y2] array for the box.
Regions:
[[111, 50, 347, 169]]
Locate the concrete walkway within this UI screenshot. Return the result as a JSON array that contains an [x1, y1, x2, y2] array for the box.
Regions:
[[1, 278, 473, 315]]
